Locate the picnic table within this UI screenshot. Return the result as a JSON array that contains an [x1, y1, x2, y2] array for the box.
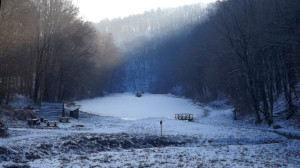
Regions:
[[59, 117, 70, 123], [175, 113, 194, 121], [46, 121, 59, 127]]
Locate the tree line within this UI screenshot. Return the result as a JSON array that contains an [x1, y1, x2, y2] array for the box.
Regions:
[[177, 0, 300, 124], [96, 3, 209, 50], [0, 0, 120, 104]]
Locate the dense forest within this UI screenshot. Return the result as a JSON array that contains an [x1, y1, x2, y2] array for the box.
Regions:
[[0, 0, 120, 103], [179, 0, 300, 124], [98, 0, 300, 124]]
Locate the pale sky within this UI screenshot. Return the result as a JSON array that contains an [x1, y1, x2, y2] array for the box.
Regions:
[[73, 0, 217, 22]]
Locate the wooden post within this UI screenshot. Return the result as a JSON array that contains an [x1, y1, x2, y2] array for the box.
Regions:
[[62, 103, 65, 117], [160, 120, 162, 136]]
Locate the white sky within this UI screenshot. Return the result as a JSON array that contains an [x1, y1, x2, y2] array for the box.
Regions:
[[73, 0, 217, 23]]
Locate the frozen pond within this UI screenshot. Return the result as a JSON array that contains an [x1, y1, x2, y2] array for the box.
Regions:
[[77, 93, 202, 120]]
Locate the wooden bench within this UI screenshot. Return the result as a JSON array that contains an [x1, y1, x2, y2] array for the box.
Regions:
[[59, 117, 70, 123], [46, 121, 59, 127], [175, 113, 194, 121]]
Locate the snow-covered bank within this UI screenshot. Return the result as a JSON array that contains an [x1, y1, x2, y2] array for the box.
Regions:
[[1, 94, 300, 167]]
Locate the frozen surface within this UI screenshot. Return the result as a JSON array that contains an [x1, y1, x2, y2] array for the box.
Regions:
[[77, 93, 201, 120]]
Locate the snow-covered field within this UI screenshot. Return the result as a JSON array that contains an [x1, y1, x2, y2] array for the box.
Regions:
[[1, 94, 300, 167]]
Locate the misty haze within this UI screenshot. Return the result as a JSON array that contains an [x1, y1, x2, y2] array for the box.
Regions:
[[0, 0, 300, 167]]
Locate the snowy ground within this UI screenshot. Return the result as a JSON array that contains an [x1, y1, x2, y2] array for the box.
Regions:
[[1, 93, 300, 167]]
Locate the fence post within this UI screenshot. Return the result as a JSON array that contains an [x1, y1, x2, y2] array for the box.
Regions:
[[160, 120, 162, 136]]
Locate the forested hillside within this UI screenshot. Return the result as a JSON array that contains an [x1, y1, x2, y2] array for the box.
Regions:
[[179, 0, 300, 124], [98, 0, 300, 124], [0, 0, 120, 103], [95, 3, 211, 92]]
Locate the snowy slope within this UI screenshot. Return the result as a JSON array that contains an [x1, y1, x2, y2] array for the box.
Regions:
[[1, 93, 300, 167]]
